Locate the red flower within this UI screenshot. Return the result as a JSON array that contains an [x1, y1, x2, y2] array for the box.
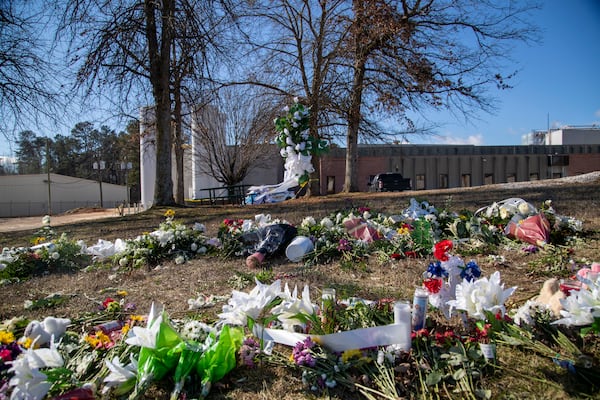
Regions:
[[0, 348, 12, 362], [405, 251, 418, 258], [433, 240, 453, 261], [390, 253, 402, 260], [423, 278, 443, 294], [102, 297, 116, 309]]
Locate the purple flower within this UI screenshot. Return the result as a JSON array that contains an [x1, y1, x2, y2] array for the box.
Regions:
[[239, 337, 260, 368], [292, 337, 317, 367], [337, 239, 352, 252], [522, 245, 539, 254]]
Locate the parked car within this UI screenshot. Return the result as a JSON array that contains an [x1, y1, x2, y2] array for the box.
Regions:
[[369, 173, 412, 192], [245, 182, 301, 204]]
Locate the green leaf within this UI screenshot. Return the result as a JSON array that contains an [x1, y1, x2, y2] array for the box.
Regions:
[[425, 370, 443, 386]]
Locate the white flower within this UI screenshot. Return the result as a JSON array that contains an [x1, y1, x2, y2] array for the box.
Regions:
[[320, 217, 334, 229], [553, 278, 600, 326], [150, 229, 175, 246], [190, 243, 198, 252], [283, 105, 289, 112], [301, 216, 316, 228], [175, 255, 185, 265], [8, 357, 51, 400], [51, 252, 60, 260], [193, 222, 205, 232], [179, 320, 214, 341], [0, 263, 6, 271], [42, 215, 51, 226], [119, 257, 128, 267], [362, 211, 371, 220], [447, 271, 516, 320], [23, 338, 64, 369], [218, 279, 282, 326], [270, 284, 315, 331], [293, 96, 299, 103], [517, 201, 532, 216], [196, 246, 207, 254], [103, 355, 137, 391], [125, 303, 161, 348], [512, 299, 550, 326]]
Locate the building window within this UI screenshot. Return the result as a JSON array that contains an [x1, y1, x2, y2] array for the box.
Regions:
[[461, 174, 471, 187], [507, 174, 516, 183], [327, 176, 335, 194], [484, 174, 494, 185], [416, 174, 425, 190], [529, 173, 539, 181], [439, 174, 448, 189]]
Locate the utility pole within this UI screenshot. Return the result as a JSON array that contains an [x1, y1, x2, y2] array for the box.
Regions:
[[93, 160, 105, 207], [46, 137, 52, 215]]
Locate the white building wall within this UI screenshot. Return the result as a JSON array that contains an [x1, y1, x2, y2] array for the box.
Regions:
[[0, 174, 127, 217]]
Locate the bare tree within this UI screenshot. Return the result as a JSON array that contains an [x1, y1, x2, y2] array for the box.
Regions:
[[58, 0, 236, 206], [192, 86, 280, 189], [0, 1, 63, 147], [339, 0, 540, 192], [232, 0, 352, 196]]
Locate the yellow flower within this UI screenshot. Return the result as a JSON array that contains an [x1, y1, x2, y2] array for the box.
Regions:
[[116, 290, 128, 297], [19, 337, 34, 349], [164, 209, 175, 218], [397, 226, 410, 235], [85, 334, 101, 348], [33, 236, 45, 245], [0, 330, 15, 344], [341, 349, 362, 363], [130, 315, 144, 322], [121, 324, 130, 336]]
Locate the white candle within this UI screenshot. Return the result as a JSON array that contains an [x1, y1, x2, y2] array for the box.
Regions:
[[393, 301, 412, 351]]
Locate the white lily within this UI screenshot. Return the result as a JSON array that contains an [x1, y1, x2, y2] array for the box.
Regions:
[[103, 354, 137, 390], [218, 279, 282, 326], [125, 303, 161, 348], [271, 284, 316, 331], [24, 337, 64, 369], [448, 271, 516, 320], [8, 357, 51, 400]]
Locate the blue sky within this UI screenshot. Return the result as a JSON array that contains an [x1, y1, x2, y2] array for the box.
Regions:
[[413, 0, 600, 146], [1, 0, 599, 156]]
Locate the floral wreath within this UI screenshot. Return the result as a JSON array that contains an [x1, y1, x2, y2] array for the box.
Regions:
[[274, 98, 329, 185]]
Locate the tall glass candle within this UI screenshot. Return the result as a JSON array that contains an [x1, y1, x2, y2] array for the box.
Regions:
[[412, 287, 428, 331]]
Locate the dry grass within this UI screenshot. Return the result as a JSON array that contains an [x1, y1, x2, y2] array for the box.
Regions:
[[1, 176, 600, 399]]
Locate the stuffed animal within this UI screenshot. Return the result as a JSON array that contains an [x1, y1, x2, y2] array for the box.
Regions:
[[23, 316, 71, 347]]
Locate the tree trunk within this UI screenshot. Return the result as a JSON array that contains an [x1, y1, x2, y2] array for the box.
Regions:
[[307, 95, 322, 197], [343, 57, 366, 193], [173, 83, 185, 205], [144, 0, 175, 206]]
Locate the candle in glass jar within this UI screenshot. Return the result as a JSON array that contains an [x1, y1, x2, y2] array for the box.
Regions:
[[412, 287, 429, 331]]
